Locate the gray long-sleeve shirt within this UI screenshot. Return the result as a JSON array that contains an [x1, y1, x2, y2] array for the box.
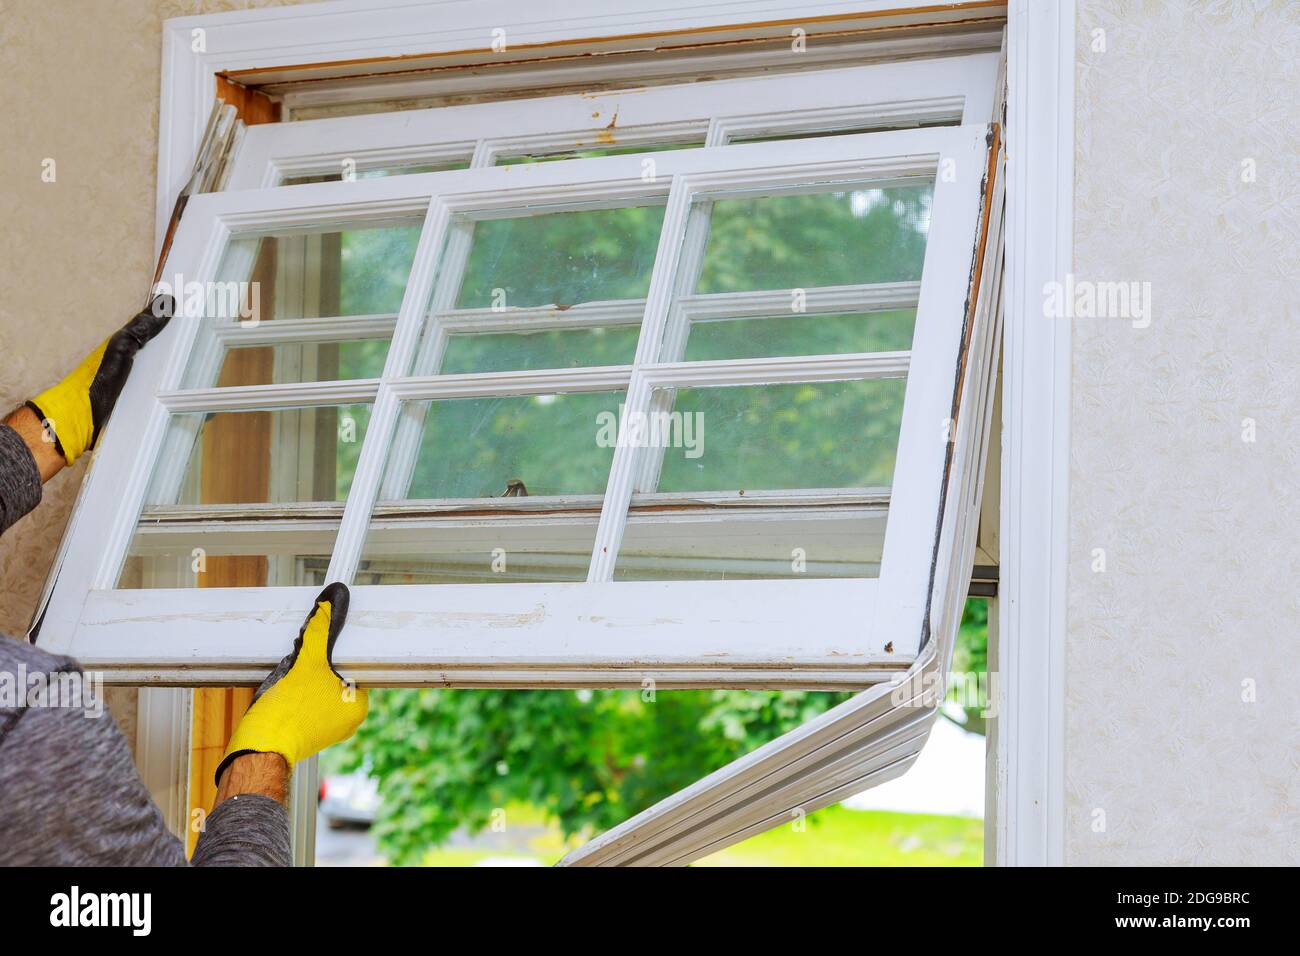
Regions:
[[0, 423, 290, 866]]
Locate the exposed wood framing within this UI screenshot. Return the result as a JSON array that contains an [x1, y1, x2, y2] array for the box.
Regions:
[[215, 75, 281, 125]]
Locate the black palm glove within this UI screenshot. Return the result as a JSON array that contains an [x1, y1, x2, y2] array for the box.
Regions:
[[28, 294, 174, 463]]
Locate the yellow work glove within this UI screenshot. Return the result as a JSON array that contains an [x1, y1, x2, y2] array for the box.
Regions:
[[28, 294, 175, 464], [216, 583, 369, 783]]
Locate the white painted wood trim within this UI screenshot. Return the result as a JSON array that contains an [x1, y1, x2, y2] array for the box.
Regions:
[[134, 687, 192, 839], [289, 756, 318, 867], [994, 0, 1071, 868], [67, 579, 906, 689], [158, 2, 1003, 245], [224, 55, 996, 190]]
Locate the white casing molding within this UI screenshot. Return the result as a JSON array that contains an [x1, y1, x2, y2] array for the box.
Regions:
[[996, 0, 1072, 867], [134, 686, 192, 838]]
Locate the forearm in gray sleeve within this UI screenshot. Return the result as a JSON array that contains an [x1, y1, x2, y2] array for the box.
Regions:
[[191, 794, 292, 867], [0, 664, 188, 867], [0, 636, 292, 867], [0, 424, 41, 535]]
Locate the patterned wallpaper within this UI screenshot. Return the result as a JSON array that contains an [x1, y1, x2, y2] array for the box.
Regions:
[[1068, 0, 1300, 864]]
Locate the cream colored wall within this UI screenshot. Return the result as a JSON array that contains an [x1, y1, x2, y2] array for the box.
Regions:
[[0, 0, 312, 732], [1067, 0, 1299, 864], [0, 0, 313, 632]]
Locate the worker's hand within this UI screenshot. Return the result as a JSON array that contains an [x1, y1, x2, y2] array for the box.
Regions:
[[216, 583, 369, 784], [27, 294, 174, 464]]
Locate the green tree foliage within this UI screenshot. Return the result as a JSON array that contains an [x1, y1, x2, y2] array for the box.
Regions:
[[947, 598, 990, 735], [334, 604, 987, 865], [334, 686, 849, 865]]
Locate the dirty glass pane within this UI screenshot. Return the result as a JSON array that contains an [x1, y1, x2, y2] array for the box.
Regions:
[[634, 379, 905, 494], [358, 391, 624, 584], [182, 338, 390, 389], [357, 517, 598, 585], [496, 141, 702, 165], [691, 183, 932, 293], [379, 391, 624, 501], [117, 525, 339, 589], [614, 509, 885, 581], [144, 404, 371, 507], [439, 326, 641, 374], [454, 203, 665, 310], [676, 309, 916, 363], [215, 220, 422, 321], [282, 160, 469, 185]]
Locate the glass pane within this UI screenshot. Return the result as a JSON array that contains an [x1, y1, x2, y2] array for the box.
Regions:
[[725, 116, 958, 145], [677, 309, 916, 362], [691, 183, 932, 294], [440, 326, 640, 374], [282, 160, 469, 185], [117, 525, 338, 589], [145, 404, 371, 506], [357, 517, 597, 585], [359, 391, 622, 584], [454, 204, 665, 310], [217, 219, 422, 321], [182, 338, 390, 389], [633, 379, 905, 494], [381, 392, 624, 500], [496, 142, 702, 166], [614, 509, 885, 581]]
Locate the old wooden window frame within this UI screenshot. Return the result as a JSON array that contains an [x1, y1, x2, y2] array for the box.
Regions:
[[40, 121, 993, 691]]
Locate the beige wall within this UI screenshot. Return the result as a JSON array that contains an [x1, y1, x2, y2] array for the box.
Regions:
[[0, 0, 310, 735], [0, 0, 310, 634], [1067, 0, 1300, 864]]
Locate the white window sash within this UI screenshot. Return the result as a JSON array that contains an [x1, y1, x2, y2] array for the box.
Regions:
[[226, 54, 996, 189], [41, 124, 991, 691]]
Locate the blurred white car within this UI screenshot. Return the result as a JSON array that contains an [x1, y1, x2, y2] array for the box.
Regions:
[[318, 769, 380, 829]]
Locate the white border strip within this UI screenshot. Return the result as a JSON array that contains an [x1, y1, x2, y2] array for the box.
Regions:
[[998, 0, 1071, 868]]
